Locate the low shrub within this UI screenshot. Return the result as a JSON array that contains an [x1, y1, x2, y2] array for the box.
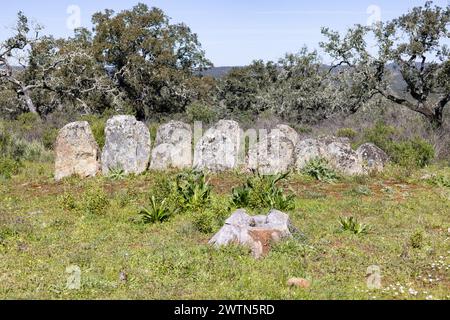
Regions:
[[42, 127, 59, 150], [0, 127, 52, 162], [175, 170, 212, 210], [192, 197, 230, 234], [303, 158, 339, 182], [410, 230, 424, 249], [0, 157, 22, 180], [360, 122, 435, 168], [231, 172, 295, 211], [80, 115, 106, 149], [389, 138, 435, 168], [81, 186, 110, 215], [186, 102, 216, 124]]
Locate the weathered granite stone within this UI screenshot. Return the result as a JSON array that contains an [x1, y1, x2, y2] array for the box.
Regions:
[[150, 121, 192, 170], [356, 143, 389, 173], [209, 209, 293, 259], [54, 121, 100, 181], [247, 127, 296, 175], [102, 115, 151, 175], [193, 120, 242, 172]]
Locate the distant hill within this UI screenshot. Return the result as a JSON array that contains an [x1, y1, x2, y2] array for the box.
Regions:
[[201, 66, 239, 78]]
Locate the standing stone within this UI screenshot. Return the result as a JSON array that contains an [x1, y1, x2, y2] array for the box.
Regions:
[[54, 121, 100, 181], [294, 138, 327, 170], [248, 128, 296, 175], [356, 143, 389, 173], [102, 115, 151, 175], [150, 121, 192, 170], [275, 124, 299, 146], [295, 137, 365, 175], [193, 120, 242, 172], [322, 139, 364, 176]]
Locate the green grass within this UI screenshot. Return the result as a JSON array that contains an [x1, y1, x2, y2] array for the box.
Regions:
[[0, 162, 449, 300]]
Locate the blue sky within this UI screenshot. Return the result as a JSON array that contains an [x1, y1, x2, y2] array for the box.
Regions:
[[0, 0, 448, 66]]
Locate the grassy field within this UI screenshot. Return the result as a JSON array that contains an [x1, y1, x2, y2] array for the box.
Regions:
[[0, 162, 449, 300]]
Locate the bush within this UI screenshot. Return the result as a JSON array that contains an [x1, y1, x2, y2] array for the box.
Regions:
[[192, 197, 230, 234], [389, 138, 435, 168], [42, 127, 59, 150], [16, 112, 42, 130], [175, 170, 212, 210], [81, 186, 110, 215], [231, 172, 295, 211], [81, 115, 106, 149], [0, 157, 22, 180], [410, 230, 424, 249], [303, 158, 339, 182], [361, 122, 396, 152], [186, 102, 216, 124], [0, 127, 52, 162], [59, 193, 78, 211], [360, 122, 435, 168]]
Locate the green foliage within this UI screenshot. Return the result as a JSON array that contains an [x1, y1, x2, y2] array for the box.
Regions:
[[80, 115, 106, 149], [231, 172, 295, 211], [337, 128, 357, 140], [16, 112, 42, 130], [186, 102, 216, 124], [139, 196, 173, 224], [81, 186, 110, 215], [0, 126, 52, 162], [175, 170, 212, 210], [0, 157, 22, 180], [192, 196, 230, 234], [389, 138, 435, 168], [303, 158, 339, 182], [410, 230, 424, 249], [360, 122, 435, 168], [58, 193, 78, 211], [338, 216, 369, 235], [107, 167, 126, 181], [426, 175, 450, 188], [42, 127, 59, 150]]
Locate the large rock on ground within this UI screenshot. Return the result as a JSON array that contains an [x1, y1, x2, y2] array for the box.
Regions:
[[193, 120, 242, 172], [275, 124, 299, 146], [321, 139, 364, 176], [150, 121, 192, 170], [101, 115, 151, 175], [356, 143, 389, 173], [209, 209, 292, 259], [54, 121, 100, 181], [294, 137, 364, 175], [247, 127, 296, 175], [294, 138, 327, 170]]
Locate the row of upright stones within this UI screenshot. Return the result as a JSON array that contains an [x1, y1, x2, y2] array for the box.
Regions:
[[54, 116, 388, 181]]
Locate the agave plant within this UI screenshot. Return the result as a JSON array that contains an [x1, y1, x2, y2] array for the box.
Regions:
[[175, 170, 212, 209], [139, 196, 172, 224], [108, 166, 126, 181], [303, 158, 339, 182], [231, 171, 295, 211], [338, 216, 369, 235]]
